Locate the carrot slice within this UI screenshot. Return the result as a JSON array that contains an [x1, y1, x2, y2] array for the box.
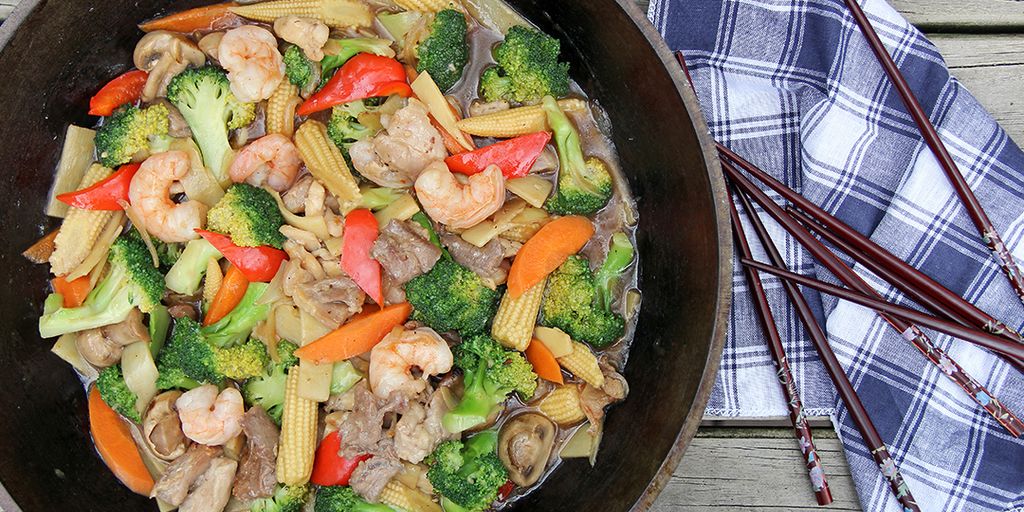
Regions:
[[88, 387, 155, 496], [526, 338, 564, 384], [507, 216, 595, 298], [52, 275, 93, 308], [139, 2, 242, 33], [204, 265, 249, 326], [295, 303, 412, 364]]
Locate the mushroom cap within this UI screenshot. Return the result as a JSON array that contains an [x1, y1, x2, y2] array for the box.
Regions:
[[498, 412, 557, 487], [144, 390, 190, 461], [75, 328, 123, 368], [133, 30, 205, 71]]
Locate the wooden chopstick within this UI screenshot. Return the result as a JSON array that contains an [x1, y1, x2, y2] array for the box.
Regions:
[[741, 258, 1024, 363], [730, 182, 921, 510], [718, 144, 1024, 351], [725, 160, 1024, 437], [841, 0, 1024, 306], [728, 195, 834, 506]]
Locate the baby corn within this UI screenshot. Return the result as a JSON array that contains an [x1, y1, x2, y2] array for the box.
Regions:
[[379, 480, 443, 512], [49, 164, 116, 276], [538, 385, 586, 425], [294, 120, 362, 213], [456, 98, 587, 138], [557, 340, 605, 388], [277, 367, 318, 485], [266, 81, 301, 137], [492, 279, 545, 351], [230, 0, 373, 28], [395, 0, 457, 12]]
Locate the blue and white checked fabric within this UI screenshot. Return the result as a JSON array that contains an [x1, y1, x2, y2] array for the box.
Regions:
[[647, 0, 1024, 509]]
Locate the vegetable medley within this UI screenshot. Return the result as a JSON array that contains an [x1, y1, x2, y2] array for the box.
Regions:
[[31, 0, 640, 510]]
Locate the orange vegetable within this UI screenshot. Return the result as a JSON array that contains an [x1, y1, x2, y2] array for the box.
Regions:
[[139, 2, 242, 33], [507, 216, 595, 298], [295, 303, 412, 364], [88, 387, 155, 496], [204, 265, 249, 326], [525, 338, 564, 384], [52, 275, 93, 308]]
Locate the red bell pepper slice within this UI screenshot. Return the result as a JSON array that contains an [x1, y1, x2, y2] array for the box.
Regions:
[[341, 209, 384, 305], [497, 480, 515, 501], [195, 230, 287, 283], [310, 431, 372, 486], [297, 54, 412, 116], [57, 163, 142, 210], [89, 70, 149, 116], [445, 132, 552, 179]]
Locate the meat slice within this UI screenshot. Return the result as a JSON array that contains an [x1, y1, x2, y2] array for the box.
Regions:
[[349, 455, 403, 502], [441, 233, 509, 287], [372, 220, 442, 286], [152, 444, 223, 506], [350, 99, 446, 188], [393, 389, 454, 464], [579, 364, 629, 436], [180, 457, 238, 512], [232, 406, 280, 500], [327, 381, 409, 458], [292, 276, 366, 329]]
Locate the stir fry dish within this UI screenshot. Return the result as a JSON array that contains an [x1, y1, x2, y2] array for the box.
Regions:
[[29, 0, 640, 510]]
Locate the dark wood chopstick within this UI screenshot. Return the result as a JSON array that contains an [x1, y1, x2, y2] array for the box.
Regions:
[[729, 195, 834, 506], [718, 144, 1024, 351], [841, 0, 1024, 306], [725, 160, 1024, 437], [731, 182, 921, 510], [741, 258, 1024, 363]]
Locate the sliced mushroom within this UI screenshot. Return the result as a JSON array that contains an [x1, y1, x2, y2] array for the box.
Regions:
[[273, 16, 330, 61], [198, 32, 225, 63], [498, 412, 556, 486], [153, 99, 192, 138], [144, 391, 190, 461], [76, 328, 123, 368], [102, 308, 151, 346], [133, 31, 206, 102]]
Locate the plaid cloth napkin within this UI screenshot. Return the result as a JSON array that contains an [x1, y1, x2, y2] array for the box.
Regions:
[[648, 0, 1024, 509]]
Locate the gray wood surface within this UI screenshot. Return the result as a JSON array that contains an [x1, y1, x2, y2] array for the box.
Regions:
[[0, 1, 1018, 511]]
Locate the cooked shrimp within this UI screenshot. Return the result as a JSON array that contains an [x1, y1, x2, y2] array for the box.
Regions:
[[229, 134, 302, 191], [369, 327, 454, 399], [218, 25, 285, 103], [414, 162, 506, 230], [129, 151, 208, 243], [176, 385, 244, 446]]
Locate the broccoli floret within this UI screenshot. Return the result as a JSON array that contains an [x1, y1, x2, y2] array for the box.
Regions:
[[541, 255, 625, 349], [327, 100, 381, 159], [319, 38, 397, 86], [166, 66, 256, 184], [96, 364, 141, 422], [416, 9, 469, 92], [314, 485, 392, 512], [39, 235, 165, 338], [479, 26, 570, 104], [541, 96, 613, 215], [207, 184, 287, 248], [216, 337, 271, 381], [252, 483, 310, 512], [156, 315, 270, 387], [243, 340, 300, 424], [127, 228, 182, 270], [164, 238, 223, 295], [202, 282, 271, 348], [443, 335, 537, 433], [594, 233, 635, 310], [284, 45, 315, 90], [405, 258, 500, 337], [95, 104, 171, 167], [426, 431, 508, 511]]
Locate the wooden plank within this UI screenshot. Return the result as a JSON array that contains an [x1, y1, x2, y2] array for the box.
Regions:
[[653, 428, 863, 511]]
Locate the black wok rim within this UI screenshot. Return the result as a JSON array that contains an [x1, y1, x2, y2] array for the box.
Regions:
[[0, 0, 731, 510]]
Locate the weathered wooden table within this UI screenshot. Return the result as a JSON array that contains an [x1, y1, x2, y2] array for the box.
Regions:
[[0, 0, 1020, 510]]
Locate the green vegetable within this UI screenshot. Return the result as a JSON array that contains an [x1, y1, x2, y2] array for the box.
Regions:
[[242, 340, 300, 424], [148, 305, 172, 359], [377, 11, 421, 47], [416, 9, 469, 92], [95, 104, 171, 167], [405, 258, 500, 337], [326, 100, 380, 160], [542, 96, 612, 215], [39, 235, 165, 339], [411, 211, 443, 249], [594, 233, 635, 310], [426, 431, 508, 511], [442, 335, 536, 433], [207, 183, 287, 248], [314, 485, 392, 512], [156, 315, 270, 388], [284, 45, 315, 90], [251, 483, 310, 512], [202, 282, 271, 348], [541, 255, 625, 349], [96, 364, 142, 422], [479, 26, 570, 104], [165, 238, 223, 295], [320, 38, 397, 87], [359, 186, 404, 211], [330, 361, 363, 395], [166, 66, 256, 184]]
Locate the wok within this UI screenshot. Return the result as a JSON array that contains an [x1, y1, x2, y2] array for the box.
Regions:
[[0, 0, 730, 510]]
